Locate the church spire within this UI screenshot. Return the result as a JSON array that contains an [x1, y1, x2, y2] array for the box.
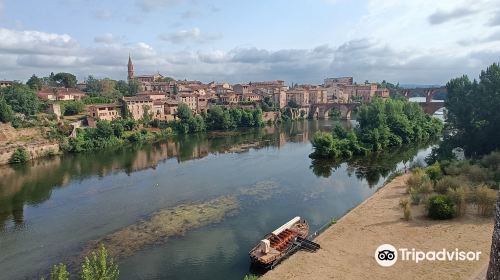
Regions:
[[127, 54, 134, 80]]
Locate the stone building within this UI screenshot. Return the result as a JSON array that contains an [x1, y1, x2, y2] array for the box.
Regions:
[[37, 88, 87, 101], [122, 96, 154, 120], [87, 104, 122, 127], [286, 89, 310, 106], [0, 80, 13, 88]]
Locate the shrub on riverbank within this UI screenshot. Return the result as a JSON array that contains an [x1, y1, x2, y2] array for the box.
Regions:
[[9, 147, 29, 164], [401, 151, 500, 220], [428, 194, 456, 220], [41, 245, 118, 280], [399, 198, 412, 220], [64, 119, 173, 153], [310, 98, 443, 159]]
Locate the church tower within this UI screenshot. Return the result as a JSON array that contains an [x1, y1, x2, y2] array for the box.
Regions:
[[128, 54, 134, 80]]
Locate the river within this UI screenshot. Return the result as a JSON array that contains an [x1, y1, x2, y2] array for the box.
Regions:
[[0, 120, 434, 280]]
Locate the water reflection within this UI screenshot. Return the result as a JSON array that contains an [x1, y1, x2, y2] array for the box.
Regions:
[[310, 142, 435, 186], [0, 122, 318, 231], [0, 120, 425, 231]]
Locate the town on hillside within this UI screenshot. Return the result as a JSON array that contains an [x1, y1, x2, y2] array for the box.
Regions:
[[1, 55, 391, 128]]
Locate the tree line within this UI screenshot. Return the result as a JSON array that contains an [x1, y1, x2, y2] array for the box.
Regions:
[[310, 98, 443, 159]]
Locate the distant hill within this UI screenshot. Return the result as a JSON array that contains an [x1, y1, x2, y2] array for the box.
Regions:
[[400, 84, 443, 89]]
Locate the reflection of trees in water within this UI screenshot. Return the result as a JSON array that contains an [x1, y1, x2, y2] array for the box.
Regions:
[[0, 124, 305, 230], [0, 145, 176, 230], [310, 142, 434, 187], [0, 120, 370, 230]]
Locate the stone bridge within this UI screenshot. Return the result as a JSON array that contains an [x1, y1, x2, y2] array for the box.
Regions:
[[402, 87, 446, 115], [310, 102, 360, 120]]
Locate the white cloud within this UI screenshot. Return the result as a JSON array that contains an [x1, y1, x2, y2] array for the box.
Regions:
[[0, 28, 77, 55], [158, 28, 221, 44], [1, 0, 500, 85]]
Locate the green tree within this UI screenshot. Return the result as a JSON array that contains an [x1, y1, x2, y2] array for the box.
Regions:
[[63, 101, 85, 116], [0, 97, 14, 123], [26, 74, 43, 91], [1, 83, 40, 115], [9, 147, 29, 164], [80, 245, 119, 280], [53, 72, 77, 88], [111, 121, 124, 138], [127, 79, 141, 96], [99, 79, 118, 97], [206, 106, 232, 130], [445, 63, 500, 157], [177, 103, 192, 122], [96, 121, 114, 139], [115, 80, 129, 96], [311, 98, 442, 159], [85, 75, 101, 96]]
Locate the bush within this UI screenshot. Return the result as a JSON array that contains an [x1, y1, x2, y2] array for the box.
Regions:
[[244, 275, 259, 280], [409, 188, 422, 205], [406, 168, 427, 193], [80, 245, 119, 280], [447, 187, 467, 217], [418, 176, 433, 194], [427, 194, 456, 220], [399, 198, 411, 221], [434, 176, 463, 194], [471, 185, 497, 216], [425, 162, 443, 182], [42, 263, 69, 280], [9, 147, 29, 164]]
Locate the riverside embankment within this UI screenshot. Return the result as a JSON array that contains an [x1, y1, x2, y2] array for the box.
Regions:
[[262, 174, 494, 280]]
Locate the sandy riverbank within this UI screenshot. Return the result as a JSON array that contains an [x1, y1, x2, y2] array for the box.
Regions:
[[262, 174, 494, 280]]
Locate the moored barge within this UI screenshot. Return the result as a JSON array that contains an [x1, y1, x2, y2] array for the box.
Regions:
[[249, 216, 313, 269]]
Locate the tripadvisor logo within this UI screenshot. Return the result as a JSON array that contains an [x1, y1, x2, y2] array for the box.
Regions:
[[375, 244, 482, 267], [375, 244, 397, 267]]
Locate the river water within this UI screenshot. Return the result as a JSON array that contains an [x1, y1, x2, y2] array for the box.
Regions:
[[0, 120, 434, 280]]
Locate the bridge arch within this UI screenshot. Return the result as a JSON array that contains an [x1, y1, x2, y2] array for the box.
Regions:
[[402, 87, 447, 103], [310, 103, 359, 120]]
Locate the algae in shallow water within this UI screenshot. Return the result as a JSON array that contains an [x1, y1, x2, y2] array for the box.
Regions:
[[83, 195, 239, 260], [239, 180, 282, 200], [81, 180, 282, 263]]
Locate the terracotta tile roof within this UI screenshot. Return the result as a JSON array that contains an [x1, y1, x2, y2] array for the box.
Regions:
[[89, 103, 121, 108]]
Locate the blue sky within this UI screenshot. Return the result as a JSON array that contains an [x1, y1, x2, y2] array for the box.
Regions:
[[0, 0, 499, 85]]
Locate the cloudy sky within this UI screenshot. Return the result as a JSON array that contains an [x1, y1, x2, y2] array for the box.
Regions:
[[0, 0, 499, 85]]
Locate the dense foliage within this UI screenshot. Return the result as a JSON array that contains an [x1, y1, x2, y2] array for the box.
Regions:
[[167, 103, 264, 134], [444, 63, 500, 157], [427, 194, 456, 220], [61, 100, 85, 116], [310, 98, 443, 159], [0, 96, 14, 123], [1, 83, 41, 116]]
